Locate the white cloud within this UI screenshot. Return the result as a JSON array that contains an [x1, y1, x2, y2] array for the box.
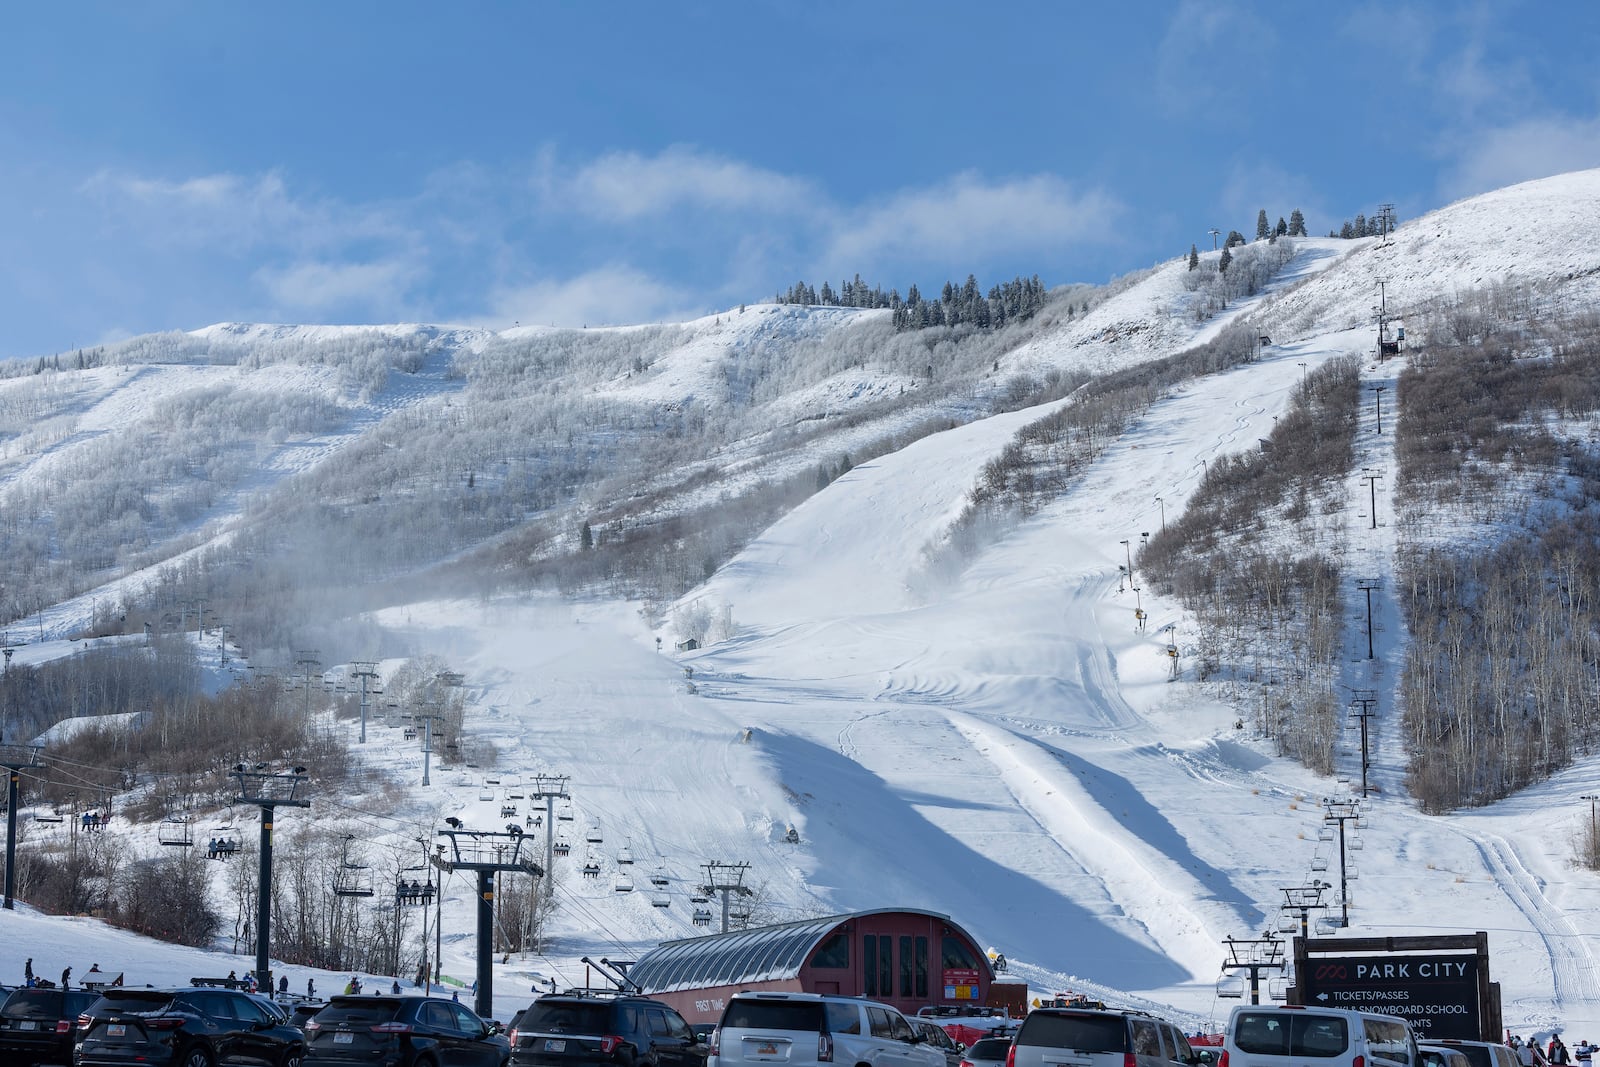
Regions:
[[566, 146, 819, 222], [79, 169, 409, 252], [1438, 115, 1600, 201], [255, 258, 423, 315], [484, 265, 702, 329], [825, 172, 1125, 268]]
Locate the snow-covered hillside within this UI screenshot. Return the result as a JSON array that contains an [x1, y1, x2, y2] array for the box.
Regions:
[[6, 169, 1600, 1041]]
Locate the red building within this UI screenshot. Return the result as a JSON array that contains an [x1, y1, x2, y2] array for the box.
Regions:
[[626, 908, 994, 1025]]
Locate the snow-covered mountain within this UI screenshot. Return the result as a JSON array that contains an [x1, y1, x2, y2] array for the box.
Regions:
[[5, 169, 1600, 1039]]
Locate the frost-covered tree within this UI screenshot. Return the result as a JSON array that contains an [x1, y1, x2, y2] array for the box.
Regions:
[[1188, 244, 1200, 271], [1288, 209, 1306, 236], [1255, 210, 1270, 241]]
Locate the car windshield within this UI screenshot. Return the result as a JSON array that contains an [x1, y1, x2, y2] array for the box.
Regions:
[[90, 991, 180, 1014], [722, 1000, 826, 1031], [314, 998, 403, 1024], [521, 1001, 615, 1033], [971, 1038, 1016, 1058], [1020, 1014, 1128, 1053], [2, 990, 63, 1017]]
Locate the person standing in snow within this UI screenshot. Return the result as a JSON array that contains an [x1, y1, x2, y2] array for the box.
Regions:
[[1573, 1040, 1592, 1066], [60, 967, 71, 990], [1552, 1038, 1571, 1065], [23, 958, 32, 984]]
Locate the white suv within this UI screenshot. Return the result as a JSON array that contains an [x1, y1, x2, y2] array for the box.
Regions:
[[710, 991, 945, 1067]]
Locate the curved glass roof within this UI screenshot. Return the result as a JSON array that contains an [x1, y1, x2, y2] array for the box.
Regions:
[[629, 909, 974, 994], [630, 915, 841, 992]]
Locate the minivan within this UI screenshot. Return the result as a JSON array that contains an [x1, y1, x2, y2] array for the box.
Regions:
[[1224, 1006, 1417, 1067]]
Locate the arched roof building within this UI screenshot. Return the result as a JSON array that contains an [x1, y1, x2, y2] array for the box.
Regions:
[[628, 908, 994, 1024]]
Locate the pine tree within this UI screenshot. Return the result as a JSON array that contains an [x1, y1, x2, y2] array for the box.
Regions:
[[1288, 209, 1306, 237], [1188, 244, 1200, 271], [1275, 217, 1288, 237], [1354, 214, 1367, 237], [1256, 209, 1270, 241], [580, 522, 593, 551], [1219, 246, 1233, 273], [1225, 230, 1246, 248], [1340, 220, 1355, 239]]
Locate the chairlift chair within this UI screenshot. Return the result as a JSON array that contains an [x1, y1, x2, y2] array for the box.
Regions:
[[650, 892, 670, 908], [553, 837, 571, 857], [1277, 915, 1299, 933], [557, 802, 574, 822], [500, 803, 518, 818], [207, 824, 241, 860], [1346, 864, 1358, 880], [1317, 826, 1335, 842], [617, 845, 634, 865], [159, 814, 194, 847], [1310, 855, 1329, 871], [693, 908, 713, 927], [35, 808, 64, 824], [581, 860, 600, 879], [1315, 916, 1342, 934], [334, 836, 375, 897], [690, 888, 710, 903], [614, 874, 634, 893], [650, 867, 669, 887], [1267, 976, 1290, 1001], [1216, 974, 1246, 999], [479, 785, 494, 802], [585, 823, 603, 844], [1349, 836, 1364, 851]]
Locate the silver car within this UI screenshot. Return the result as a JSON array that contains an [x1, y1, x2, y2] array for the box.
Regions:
[[1009, 1008, 1197, 1067]]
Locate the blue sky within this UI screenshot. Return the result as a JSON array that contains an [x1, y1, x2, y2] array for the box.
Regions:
[[3, 1, 1599, 360]]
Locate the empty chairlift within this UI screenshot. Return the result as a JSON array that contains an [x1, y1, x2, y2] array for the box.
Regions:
[[616, 844, 634, 865], [614, 872, 634, 893], [334, 836, 375, 898], [557, 802, 574, 822], [159, 812, 194, 848], [585, 823, 603, 844], [650, 891, 670, 908]]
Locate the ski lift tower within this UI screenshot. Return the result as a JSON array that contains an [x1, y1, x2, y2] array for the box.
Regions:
[[699, 860, 754, 933], [1, 742, 43, 909], [527, 775, 571, 883], [232, 764, 311, 996], [1219, 931, 1285, 1005], [432, 820, 544, 1020], [350, 661, 380, 745], [407, 704, 446, 787]]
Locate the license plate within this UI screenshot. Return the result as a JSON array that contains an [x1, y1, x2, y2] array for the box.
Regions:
[[335, 1032, 355, 1043], [545, 1039, 567, 1052], [749, 1041, 784, 1059], [18, 1021, 37, 1031], [107, 1023, 126, 1037]]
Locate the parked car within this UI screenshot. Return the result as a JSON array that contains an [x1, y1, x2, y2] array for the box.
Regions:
[[959, 1034, 1015, 1067], [288, 1002, 326, 1034], [708, 990, 944, 1067], [1224, 1005, 1416, 1067], [914, 1020, 966, 1067], [508, 992, 704, 1067], [1421, 1041, 1521, 1067], [1011, 1007, 1197, 1067], [304, 994, 509, 1066], [1420, 1045, 1475, 1067], [75, 986, 308, 1067], [0, 985, 100, 1066]]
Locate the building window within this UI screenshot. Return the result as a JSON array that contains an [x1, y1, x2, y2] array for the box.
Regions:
[[864, 935, 892, 998], [812, 933, 850, 969], [900, 936, 914, 997], [864, 935, 878, 996], [915, 936, 929, 998]]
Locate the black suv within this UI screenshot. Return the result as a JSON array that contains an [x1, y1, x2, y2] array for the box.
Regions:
[[303, 995, 509, 1066], [75, 987, 308, 1067], [508, 993, 706, 1067], [0, 986, 100, 1066]]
